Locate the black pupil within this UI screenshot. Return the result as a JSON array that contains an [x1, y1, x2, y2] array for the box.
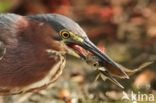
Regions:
[[63, 33, 69, 37], [93, 62, 98, 67], [94, 63, 97, 67]]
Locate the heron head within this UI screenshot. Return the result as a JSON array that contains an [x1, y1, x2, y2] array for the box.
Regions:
[[28, 14, 125, 73]]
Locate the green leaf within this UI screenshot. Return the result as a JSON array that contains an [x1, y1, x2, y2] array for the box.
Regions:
[[0, 1, 12, 12]]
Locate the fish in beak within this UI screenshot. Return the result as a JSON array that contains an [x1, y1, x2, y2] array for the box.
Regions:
[[67, 36, 153, 88], [81, 39, 129, 79]]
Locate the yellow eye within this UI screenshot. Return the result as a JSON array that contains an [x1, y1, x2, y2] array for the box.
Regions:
[[60, 31, 70, 39]]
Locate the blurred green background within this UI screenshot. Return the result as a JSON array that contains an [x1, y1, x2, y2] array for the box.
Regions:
[[0, 0, 156, 103]]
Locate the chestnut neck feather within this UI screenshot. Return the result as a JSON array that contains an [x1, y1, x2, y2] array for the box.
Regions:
[[0, 15, 66, 88]]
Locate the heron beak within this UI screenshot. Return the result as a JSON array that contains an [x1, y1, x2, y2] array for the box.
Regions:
[[82, 39, 113, 63], [81, 39, 129, 78]]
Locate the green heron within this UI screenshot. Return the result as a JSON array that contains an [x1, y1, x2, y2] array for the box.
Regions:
[[0, 13, 129, 95]]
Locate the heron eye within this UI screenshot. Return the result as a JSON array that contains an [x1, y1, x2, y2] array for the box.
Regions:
[[60, 31, 70, 39]]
